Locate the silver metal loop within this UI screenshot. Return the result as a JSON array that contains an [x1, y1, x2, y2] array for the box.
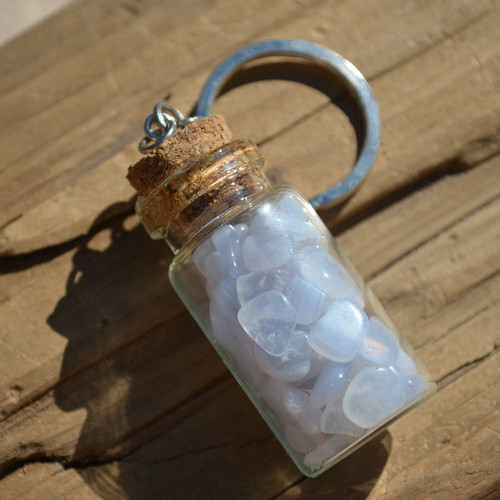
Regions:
[[196, 39, 381, 209], [144, 112, 177, 141], [139, 102, 199, 153], [154, 102, 185, 129]]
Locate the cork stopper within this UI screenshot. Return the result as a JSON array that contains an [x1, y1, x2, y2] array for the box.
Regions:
[[127, 115, 234, 195], [127, 115, 269, 252]]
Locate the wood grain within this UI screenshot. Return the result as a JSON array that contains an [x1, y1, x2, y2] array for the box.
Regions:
[[0, 0, 498, 498]]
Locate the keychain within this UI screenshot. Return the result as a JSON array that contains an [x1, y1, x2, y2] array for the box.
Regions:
[[127, 39, 435, 477]]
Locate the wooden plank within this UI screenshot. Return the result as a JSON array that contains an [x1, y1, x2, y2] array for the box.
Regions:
[[0, 463, 101, 500], [370, 197, 499, 337], [2, 342, 495, 500], [1, 178, 497, 487], [277, 353, 499, 500], [0, 214, 185, 419], [2, 137, 497, 423], [0, 0, 497, 254], [338, 155, 500, 280], [0, 0, 498, 498]]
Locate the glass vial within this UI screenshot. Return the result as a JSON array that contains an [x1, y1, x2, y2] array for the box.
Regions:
[[128, 117, 435, 477]]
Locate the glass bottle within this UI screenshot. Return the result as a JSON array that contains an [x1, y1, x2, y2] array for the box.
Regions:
[[128, 117, 435, 477]]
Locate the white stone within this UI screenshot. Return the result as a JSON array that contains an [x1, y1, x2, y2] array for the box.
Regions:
[[300, 246, 365, 307], [233, 223, 249, 237], [242, 228, 294, 271], [295, 349, 327, 386], [395, 347, 418, 376], [320, 397, 366, 436], [359, 317, 400, 366], [342, 366, 407, 428], [252, 198, 323, 247], [209, 277, 266, 389], [237, 290, 296, 356], [403, 373, 429, 401], [211, 224, 248, 278], [276, 193, 309, 221], [236, 269, 290, 305], [310, 361, 350, 410], [236, 269, 325, 324], [286, 275, 326, 325], [255, 332, 312, 382], [307, 299, 367, 362], [202, 251, 228, 287], [281, 244, 324, 275], [192, 236, 215, 274], [261, 379, 321, 434], [209, 277, 244, 353]]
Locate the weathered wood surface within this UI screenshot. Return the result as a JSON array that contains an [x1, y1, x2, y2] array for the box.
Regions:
[[0, 0, 499, 498]]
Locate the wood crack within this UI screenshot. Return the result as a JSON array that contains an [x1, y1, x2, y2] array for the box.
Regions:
[[437, 345, 500, 390]]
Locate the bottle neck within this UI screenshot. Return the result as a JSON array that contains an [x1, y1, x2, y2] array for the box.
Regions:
[[135, 139, 269, 253]]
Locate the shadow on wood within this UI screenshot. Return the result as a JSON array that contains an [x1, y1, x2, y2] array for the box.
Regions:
[[46, 208, 391, 498]]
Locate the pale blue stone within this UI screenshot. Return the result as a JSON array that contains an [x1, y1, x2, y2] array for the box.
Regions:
[[310, 361, 350, 409], [211, 224, 248, 278], [308, 299, 368, 362], [281, 244, 325, 275], [236, 269, 292, 305], [236, 269, 325, 324], [403, 373, 429, 400], [192, 236, 215, 274], [276, 193, 309, 221], [242, 228, 294, 271], [320, 396, 366, 436], [209, 277, 245, 353], [233, 223, 249, 237], [261, 378, 321, 434], [252, 196, 323, 246], [209, 277, 266, 388], [254, 333, 312, 382], [286, 276, 326, 325], [300, 246, 365, 307], [359, 317, 400, 366], [202, 251, 228, 287], [237, 290, 296, 356], [395, 347, 418, 376], [342, 366, 407, 428]]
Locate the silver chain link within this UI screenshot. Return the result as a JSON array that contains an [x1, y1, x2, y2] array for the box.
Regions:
[[138, 102, 200, 153]]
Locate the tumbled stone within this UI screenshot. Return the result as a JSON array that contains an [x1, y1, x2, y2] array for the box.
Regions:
[[211, 224, 248, 278], [342, 366, 407, 428], [236, 269, 325, 324], [359, 317, 399, 366], [307, 299, 367, 362], [202, 251, 228, 287], [192, 236, 215, 274], [209, 276, 243, 353], [320, 396, 366, 436], [395, 347, 418, 376], [310, 361, 350, 409], [276, 193, 309, 220], [403, 373, 429, 400], [237, 290, 296, 356], [242, 228, 294, 271], [255, 332, 312, 382], [261, 378, 321, 434], [300, 246, 364, 307]]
